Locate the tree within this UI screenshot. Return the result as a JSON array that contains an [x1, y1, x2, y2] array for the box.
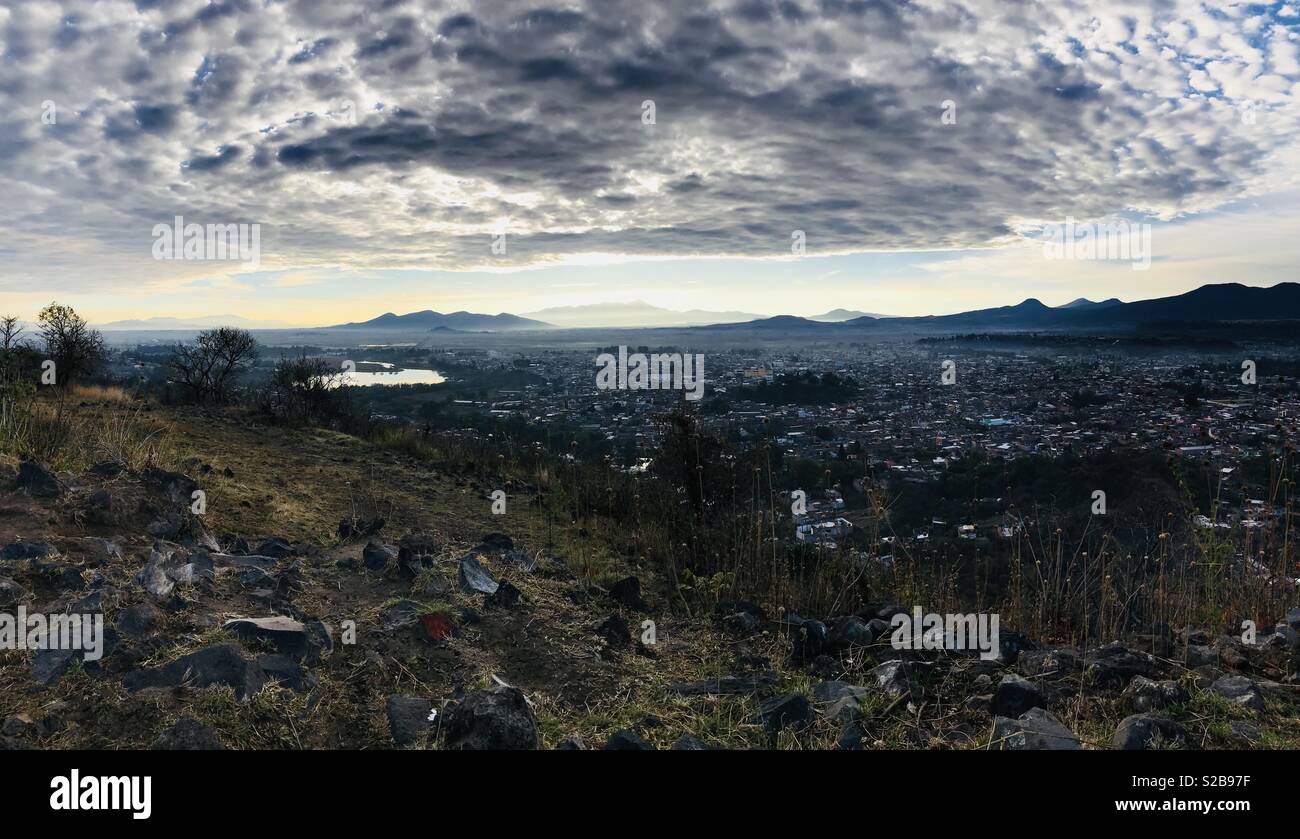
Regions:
[[169, 327, 260, 404], [38, 303, 104, 386], [0, 316, 24, 351]]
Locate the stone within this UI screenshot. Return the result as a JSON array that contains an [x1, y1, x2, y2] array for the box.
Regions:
[[476, 532, 514, 553], [1084, 643, 1158, 687], [555, 735, 588, 750], [837, 721, 863, 750], [670, 734, 712, 750], [813, 680, 872, 720], [122, 644, 265, 700], [759, 693, 811, 734], [141, 466, 198, 506], [1019, 647, 1081, 678], [828, 615, 875, 649], [667, 673, 777, 696], [386, 695, 436, 747], [602, 728, 655, 750], [1209, 675, 1264, 711], [380, 600, 426, 631], [458, 555, 499, 595], [442, 686, 538, 750], [991, 674, 1046, 718], [1113, 714, 1187, 750], [607, 575, 648, 611], [363, 540, 396, 571], [1122, 676, 1190, 713], [1227, 720, 1261, 746], [869, 660, 914, 697], [0, 577, 27, 607], [150, 716, 226, 750], [1, 541, 58, 562], [17, 461, 61, 498], [116, 602, 162, 639], [595, 614, 631, 648], [224, 616, 312, 659], [1184, 644, 1218, 668], [724, 611, 761, 636], [486, 579, 522, 608], [991, 707, 1081, 750]]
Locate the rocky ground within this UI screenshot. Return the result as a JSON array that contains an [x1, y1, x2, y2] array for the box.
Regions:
[[2, 401, 1299, 750]]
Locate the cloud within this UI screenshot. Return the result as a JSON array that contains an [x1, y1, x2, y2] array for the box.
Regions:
[[0, 0, 1297, 297]]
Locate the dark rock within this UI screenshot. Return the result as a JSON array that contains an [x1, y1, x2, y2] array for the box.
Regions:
[[1284, 607, 1300, 631], [362, 540, 396, 571], [1227, 720, 1261, 746], [788, 615, 828, 662], [1019, 647, 1082, 677], [602, 729, 655, 750], [339, 517, 385, 540], [1209, 675, 1265, 710], [991, 707, 1081, 750], [1, 541, 58, 562], [458, 555, 499, 595], [1122, 676, 1190, 713], [1084, 643, 1158, 687], [476, 532, 514, 553], [828, 615, 875, 649], [0, 577, 27, 606], [32, 647, 82, 686], [670, 734, 712, 750], [991, 674, 1046, 718], [759, 692, 812, 735], [813, 680, 872, 720], [380, 600, 426, 631], [810, 654, 838, 679], [142, 466, 198, 506], [443, 686, 538, 750], [1113, 714, 1187, 750], [85, 488, 114, 523], [386, 695, 436, 747], [723, 611, 761, 636], [116, 602, 162, 639], [1184, 644, 1218, 668], [17, 461, 61, 498], [555, 735, 588, 750], [607, 575, 648, 611], [224, 616, 312, 659], [837, 721, 863, 750], [122, 644, 265, 700], [486, 579, 522, 608], [869, 660, 914, 697], [255, 537, 295, 559], [397, 533, 438, 575], [150, 716, 226, 750], [595, 614, 631, 648], [89, 461, 124, 478]]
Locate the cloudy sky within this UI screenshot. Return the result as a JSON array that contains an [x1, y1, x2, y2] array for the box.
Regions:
[[1, 0, 1298, 325]]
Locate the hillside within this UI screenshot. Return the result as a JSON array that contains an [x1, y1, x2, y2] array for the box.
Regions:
[[1, 394, 1298, 750]]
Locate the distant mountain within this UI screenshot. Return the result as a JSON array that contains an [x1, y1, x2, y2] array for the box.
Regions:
[[330, 310, 548, 332], [97, 315, 291, 330], [1063, 282, 1300, 325], [809, 308, 890, 321], [521, 300, 764, 328], [1056, 297, 1122, 309]]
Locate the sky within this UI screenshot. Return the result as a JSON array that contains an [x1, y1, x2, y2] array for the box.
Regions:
[[1, 0, 1298, 326]]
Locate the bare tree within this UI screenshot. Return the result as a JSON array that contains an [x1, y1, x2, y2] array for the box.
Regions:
[[38, 303, 104, 386], [168, 327, 260, 404], [0, 316, 24, 351]]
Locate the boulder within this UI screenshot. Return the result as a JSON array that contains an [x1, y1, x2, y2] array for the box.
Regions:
[[601, 728, 655, 750], [223, 616, 312, 659], [759, 693, 812, 735], [1, 541, 58, 562], [991, 707, 1081, 750], [1122, 676, 1190, 713], [991, 674, 1046, 718], [1209, 675, 1265, 711], [458, 555, 499, 595], [442, 686, 538, 750], [116, 602, 162, 639], [363, 540, 396, 572], [17, 461, 61, 498], [869, 660, 914, 697], [122, 644, 265, 700], [1113, 714, 1187, 750], [607, 575, 648, 611], [386, 695, 436, 747], [670, 734, 712, 750]]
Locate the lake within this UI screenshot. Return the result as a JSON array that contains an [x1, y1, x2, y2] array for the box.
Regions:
[[341, 362, 445, 386]]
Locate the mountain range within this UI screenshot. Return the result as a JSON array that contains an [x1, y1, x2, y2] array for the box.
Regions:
[[329, 311, 548, 332], [97, 315, 293, 330], [520, 301, 764, 328]]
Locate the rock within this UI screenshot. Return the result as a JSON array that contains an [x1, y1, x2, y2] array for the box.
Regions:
[[339, 517, 385, 540], [116, 602, 162, 639], [476, 532, 514, 553], [419, 611, 456, 642], [442, 686, 538, 750], [667, 673, 777, 696], [869, 660, 913, 697], [1209, 675, 1265, 711], [122, 644, 265, 700], [1019, 647, 1081, 677], [964, 694, 992, 713], [1084, 643, 1158, 687], [723, 611, 761, 636], [89, 461, 124, 478], [363, 540, 396, 571], [670, 734, 712, 750], [1227, 720, 1261, 746], [828, 615, 875, 650], [380, 600, 426, 631], [257, 654, 314, 692], [136, 547, 176, 600], [1262, 625, 1298, 648], [991, 674, 1046, 718], [0, 577, 27, 606], [2, 715, 33, 738], [1122, 676, 1190, 713], [255, 537, 295, 558], [31, 648, 83, 686], [150, 717, 226, 750], [555, 735, 588, 750], [386, 695, 437, 747], [837, 721, 863, 750], [1184, 644, 1218, 668], [991, 707, 1082, 750], [1284, 607, 1300, 632], [813, 680, 871, 720], [396, 533, 438, 575], [486, 579, 522, 608], [224, 616, 312, 659], [1113, 714, 1187, 750], [1, 541, 58, 562], [211, 553, 277, 571], [458, 555, 499, 595], [602, 729, 655, 750], [595, 614, 631, 648], [607, 575, 648, 611], [17, 461, 61, 498], [141, 466, 198, 506], [85, 488, 114, 523], [759, 693, 812, 735]]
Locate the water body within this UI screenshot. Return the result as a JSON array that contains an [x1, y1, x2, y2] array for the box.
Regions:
[[342, 362, 445, 386]]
